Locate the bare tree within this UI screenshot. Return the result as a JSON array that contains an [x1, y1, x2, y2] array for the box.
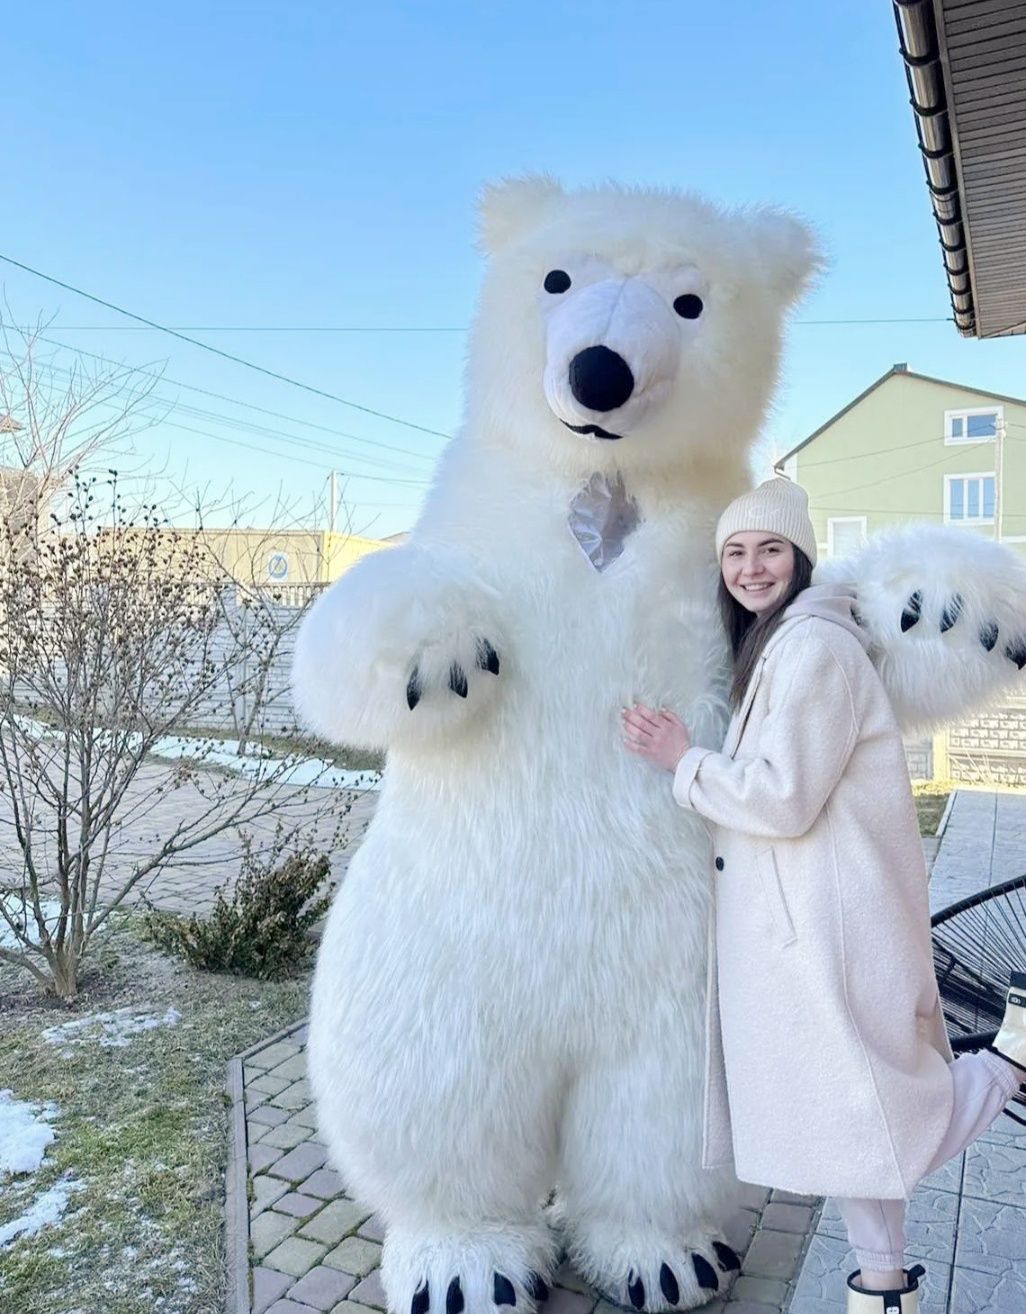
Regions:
[[0, 330, 365, 999]]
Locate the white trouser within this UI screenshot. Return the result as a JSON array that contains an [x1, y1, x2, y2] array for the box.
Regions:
[[835, 1050, 1021, 1271]]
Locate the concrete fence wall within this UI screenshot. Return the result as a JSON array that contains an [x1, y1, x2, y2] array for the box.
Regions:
[[6, 582, 325, 740], [906, 696, 1026, 787]]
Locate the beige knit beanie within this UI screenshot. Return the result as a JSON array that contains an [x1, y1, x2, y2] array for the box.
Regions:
[[715, 477, 817, 566]]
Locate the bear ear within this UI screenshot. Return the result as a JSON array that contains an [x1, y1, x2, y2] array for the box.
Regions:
[[478, 174, 565, 253], [745, 207, 826, 306]]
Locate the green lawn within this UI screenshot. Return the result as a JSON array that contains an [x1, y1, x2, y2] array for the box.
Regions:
[[0, 919, 310, 1314], [913, 789, 951, 837]]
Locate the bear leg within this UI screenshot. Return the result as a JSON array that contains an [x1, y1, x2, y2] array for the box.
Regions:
[[555, 1044, 743, 1311]]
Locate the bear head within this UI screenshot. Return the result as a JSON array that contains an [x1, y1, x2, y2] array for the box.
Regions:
[[467, 175, 822, 486]]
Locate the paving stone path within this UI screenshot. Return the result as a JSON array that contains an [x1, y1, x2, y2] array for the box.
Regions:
[[227, 791, 1026, 1314], [231, 1019, 823, 1314]]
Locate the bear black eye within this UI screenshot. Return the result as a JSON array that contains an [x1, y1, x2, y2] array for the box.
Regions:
[[673, 293, 704, 319], [544, 270, 572, 294]]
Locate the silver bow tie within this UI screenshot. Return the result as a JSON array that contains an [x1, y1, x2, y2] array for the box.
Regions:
[[568, 471, 642, 572]]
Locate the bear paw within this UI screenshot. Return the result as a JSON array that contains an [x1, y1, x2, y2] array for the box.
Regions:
[[406, 637, 501, 709], [571, 1227, 740, 1312], [382, 1224, 557, 1314]]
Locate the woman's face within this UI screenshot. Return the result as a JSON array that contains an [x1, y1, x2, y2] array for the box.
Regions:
[[721, 532, 796, 614]]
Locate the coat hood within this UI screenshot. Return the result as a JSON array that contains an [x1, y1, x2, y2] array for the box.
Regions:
[[780, 582, 871, 652]]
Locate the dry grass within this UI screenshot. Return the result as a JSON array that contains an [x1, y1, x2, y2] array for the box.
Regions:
[[0, 915, 309, 1314]]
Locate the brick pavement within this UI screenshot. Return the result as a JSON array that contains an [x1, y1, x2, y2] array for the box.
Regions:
[[233, 1021, 822, 1314], [227, 793, 1026, 1314], [0, 756, 377, 918]]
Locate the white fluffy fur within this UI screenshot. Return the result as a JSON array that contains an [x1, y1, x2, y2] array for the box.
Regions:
[[295, 178, 1026, 1312], [293, 179, 825, 1313], [818, 524, 1026, 733]]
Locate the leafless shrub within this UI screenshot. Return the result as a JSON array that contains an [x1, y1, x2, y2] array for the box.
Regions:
[[0, 329, 362, 998]]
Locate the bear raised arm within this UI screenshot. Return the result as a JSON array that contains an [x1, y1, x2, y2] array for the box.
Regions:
[[818, 524, 1026, 733], [292, 541, 506, 753]]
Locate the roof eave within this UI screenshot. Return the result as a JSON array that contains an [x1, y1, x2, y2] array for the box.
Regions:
[[893, 0, 976, 337]]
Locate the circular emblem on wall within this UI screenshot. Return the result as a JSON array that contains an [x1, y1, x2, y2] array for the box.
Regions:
[[267, 551, 289, 581]]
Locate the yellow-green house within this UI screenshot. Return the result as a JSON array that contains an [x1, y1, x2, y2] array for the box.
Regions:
[[775, 365, 1026, 560]]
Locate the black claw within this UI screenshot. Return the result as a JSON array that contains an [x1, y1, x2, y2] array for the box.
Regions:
[[527, 1273, 549, 1303], [940, 593, 964, 633], [691, 1254, 719, 1292], [712, 1241, 741, 1273], [980, 621, 1000, 652], [406, 667, 422, 710], [1006, 638, 1026, 671], [627, 1271, 646, 1310], [901, 590, 923, 633], [448, 662, 469, 698], [477, 639, 500, 676], [412, 1282, 430, 1314], [658, 1263, 680, 1305], [493, 1274, 516, 1307], [446, 1277, 464, 1314]]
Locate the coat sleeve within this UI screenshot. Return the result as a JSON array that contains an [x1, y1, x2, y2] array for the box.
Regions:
[[672, 630, 860, 839]]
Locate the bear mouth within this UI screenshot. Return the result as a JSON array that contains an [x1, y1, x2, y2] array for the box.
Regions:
[[560, 420, 623, 441]]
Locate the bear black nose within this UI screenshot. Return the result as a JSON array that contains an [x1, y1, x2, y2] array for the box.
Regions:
[[568, 346, 635, 413]]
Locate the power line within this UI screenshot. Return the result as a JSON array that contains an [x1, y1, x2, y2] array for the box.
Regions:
[[3, 326, 437, 464], [20, 348, 435, 478], [20, 315, 955, 331], [795, 427, 1026, 469], [158, 417, 433, 485], [795, 316, 952, 326], [45, 324, 469, 333], [0, 254, 452, 439], [3, 350, 434, 488]]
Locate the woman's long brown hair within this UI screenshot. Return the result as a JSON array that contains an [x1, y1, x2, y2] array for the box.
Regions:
[[718, 548, 814, 709]]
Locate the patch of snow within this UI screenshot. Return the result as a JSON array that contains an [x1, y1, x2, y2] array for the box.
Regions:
[[13, 712, 381, 792], [0, 1175, 80, 1248], [40, 1007, 182, 1052], [149, 732, 382, 792], [0, 895, 64, 950], [0, 1089, 56, 1176]]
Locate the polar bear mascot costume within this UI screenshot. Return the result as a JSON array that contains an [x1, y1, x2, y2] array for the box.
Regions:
[[292, 177, 1026, 1314]]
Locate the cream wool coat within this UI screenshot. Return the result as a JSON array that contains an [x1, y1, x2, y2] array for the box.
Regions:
[[673, 583, 955, 1199]]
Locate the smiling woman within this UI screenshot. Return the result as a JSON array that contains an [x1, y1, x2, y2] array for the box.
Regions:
[[714, 479, 818, 708]]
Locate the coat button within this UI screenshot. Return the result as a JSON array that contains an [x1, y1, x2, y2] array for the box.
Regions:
[[714, 857, 724, 871]]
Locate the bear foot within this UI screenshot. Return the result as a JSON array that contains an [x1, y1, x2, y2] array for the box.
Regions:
[[568, 1225, 740, 1312], [381, 1222, 558, 1314]]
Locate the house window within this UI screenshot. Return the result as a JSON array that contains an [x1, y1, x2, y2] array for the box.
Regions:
[[945, 406, 1001, 443], [827, 516, 867, 557], [945, 474, 995, 524]]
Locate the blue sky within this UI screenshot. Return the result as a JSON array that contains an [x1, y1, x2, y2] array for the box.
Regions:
[[3, 1, 1023, 537]]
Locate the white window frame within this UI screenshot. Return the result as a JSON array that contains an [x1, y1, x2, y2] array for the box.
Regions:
[[944, 405, 1002, 444], [826, 516, 867, 558], [944, 472, 996, 525]]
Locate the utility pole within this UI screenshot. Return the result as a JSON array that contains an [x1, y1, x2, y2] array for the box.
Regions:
[[995, 414, 1005, 543]]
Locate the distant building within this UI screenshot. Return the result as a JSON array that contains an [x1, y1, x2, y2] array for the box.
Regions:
[[776, 365, 1026, 559], [0, 464, 44, 551], [779, 365, 1026, 786], [155, 527, 393, 589]]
